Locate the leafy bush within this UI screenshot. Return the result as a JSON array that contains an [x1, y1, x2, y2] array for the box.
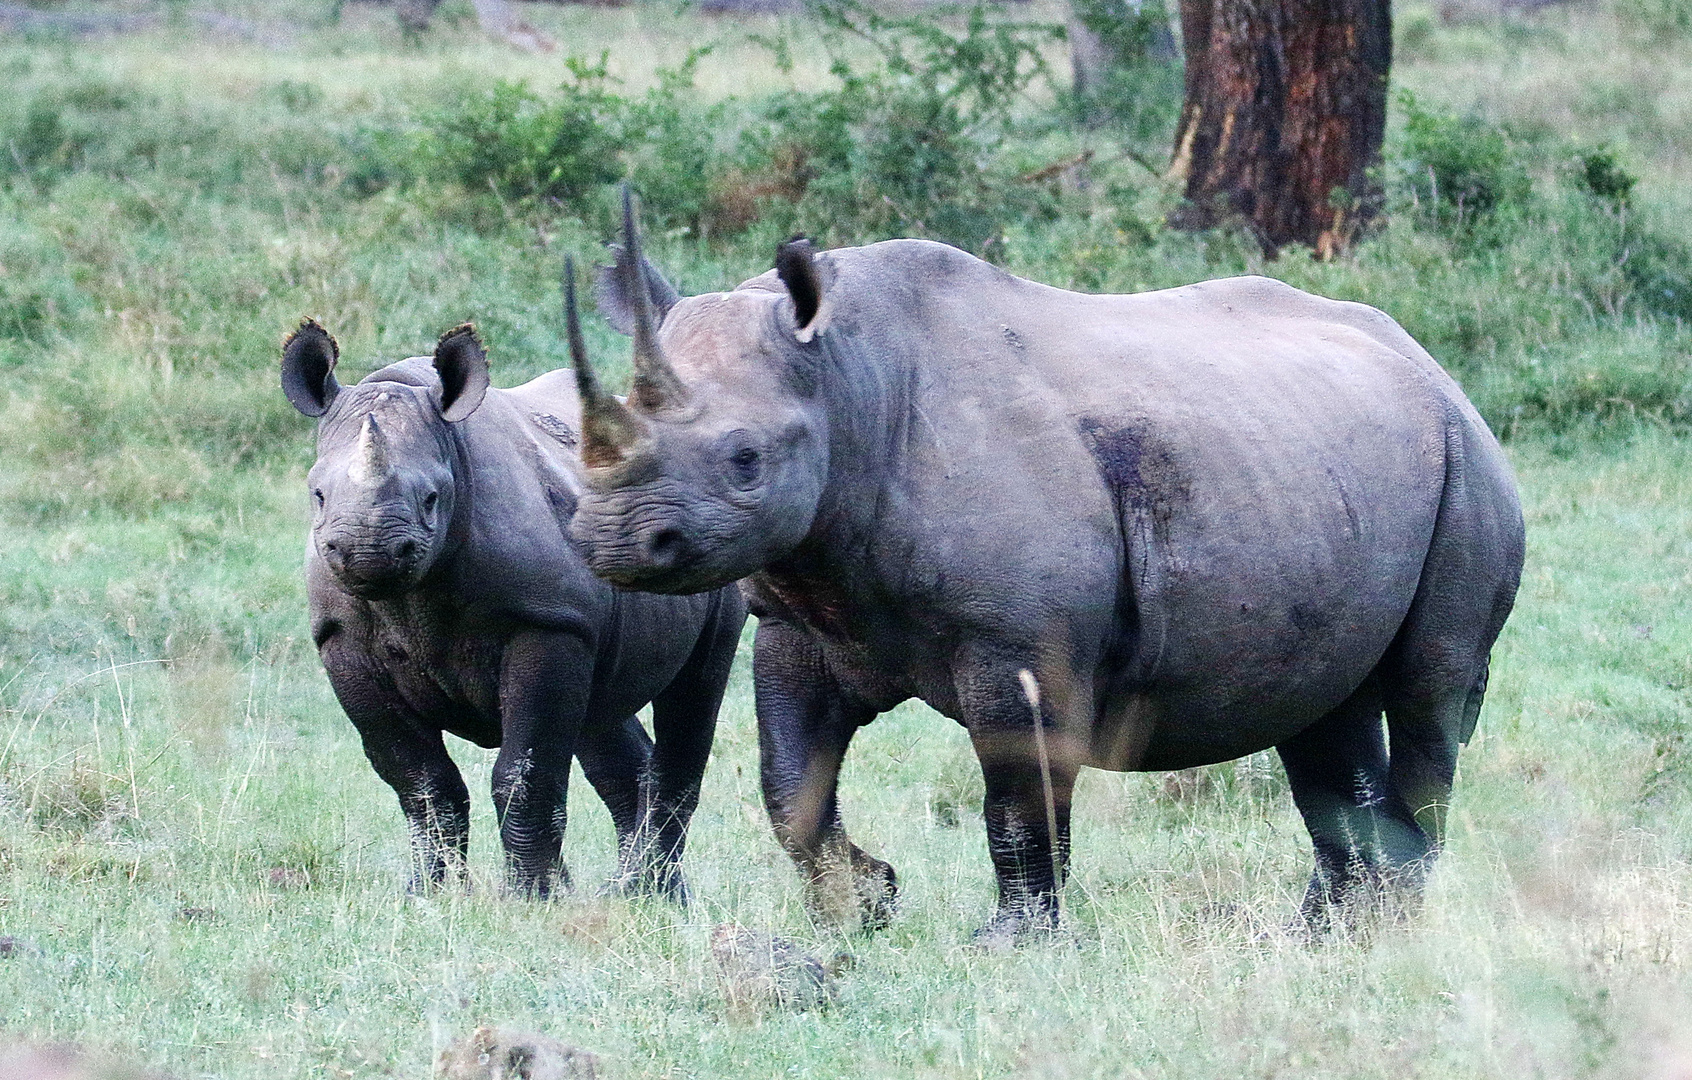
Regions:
[[399, 4, 1066, 253], [618, 51, 729, 236], [1614, 0, 1692, 38], [721, 1, 1066, 253], [1575, 146, 1637, 208], [1067, 0, 1182, 140], [1, 79, 149, 184], [408, 50, 728, 233], [415, 58, 625, 205], [1395, 91, 1533, 231]]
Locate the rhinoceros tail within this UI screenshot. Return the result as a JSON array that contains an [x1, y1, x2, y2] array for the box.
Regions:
[[1459, 661, 1488, 746]]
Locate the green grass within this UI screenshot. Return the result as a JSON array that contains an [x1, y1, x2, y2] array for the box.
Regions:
[[2, 0, 1692, 1075], [6, 432, 1692, 1078]]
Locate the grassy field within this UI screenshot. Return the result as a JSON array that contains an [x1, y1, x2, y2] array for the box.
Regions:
[[3, 0, 1692, 1076]]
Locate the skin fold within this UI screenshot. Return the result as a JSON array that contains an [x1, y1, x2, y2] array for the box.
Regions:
[[566, 211, 1524, 940], [282, 320, 746, 900]]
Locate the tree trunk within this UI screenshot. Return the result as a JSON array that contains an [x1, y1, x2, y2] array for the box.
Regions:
[[1169, 0, 1391, 258]]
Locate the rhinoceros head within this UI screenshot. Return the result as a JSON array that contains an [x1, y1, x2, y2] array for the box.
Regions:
[[564, 192, 828, 595], [282, 320, 489, 599]]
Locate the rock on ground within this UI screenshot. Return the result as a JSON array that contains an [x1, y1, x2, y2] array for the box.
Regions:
[[709, 924, 844, 1013]]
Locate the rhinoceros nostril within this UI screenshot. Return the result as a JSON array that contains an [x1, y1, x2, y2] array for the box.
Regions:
[[396, 539, 418, 562], [647, 528, 687, 568]]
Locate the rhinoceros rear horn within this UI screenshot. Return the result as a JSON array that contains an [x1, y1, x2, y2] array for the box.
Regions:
[[433, 323, 491, 423], [281, 318, 341, 418], [564, 256, 647, 470], [776, 237, 825, 340], [618, 184, 692, 415]]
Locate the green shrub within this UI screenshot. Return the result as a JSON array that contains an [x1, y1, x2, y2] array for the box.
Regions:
[[1575, 146, 1637, 208], [1614, 0, 1692, 38], [1067, 0, 1182, 140], [618, 50, 730, 236], [415, 58, 625, 205], [723, 1, 1065, 253], [1395, 91, 1533, 230]]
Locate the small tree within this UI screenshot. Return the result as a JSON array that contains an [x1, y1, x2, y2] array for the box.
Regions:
[[1169, 0, 1391, 258]]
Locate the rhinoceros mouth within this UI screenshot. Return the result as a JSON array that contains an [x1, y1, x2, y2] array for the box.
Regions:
[[577, 535, 742, 596], [321, 541, 426, 600], [332, 564, 422, 600]]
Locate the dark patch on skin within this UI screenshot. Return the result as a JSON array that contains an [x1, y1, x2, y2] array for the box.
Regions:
[[1076, 417, 1189, 526], [532, 413, 577, 447], [1000, 325, 1024, 351], [1289, 602, 1329, 633]]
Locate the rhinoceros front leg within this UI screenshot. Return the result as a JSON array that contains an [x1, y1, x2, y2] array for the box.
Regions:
[[321, 645, 470, 892], [957, 657, 1082, 943], [628, 595, 741, 903], [754, 617, 896, 931], [492, 629, 594, 899]]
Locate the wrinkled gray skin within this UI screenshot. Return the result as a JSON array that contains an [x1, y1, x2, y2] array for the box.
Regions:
[[568, 229, 1524, 940], [282, 320, 746, 899]]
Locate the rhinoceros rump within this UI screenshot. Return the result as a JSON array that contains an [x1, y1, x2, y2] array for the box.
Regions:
[[567, 195, 1524, 939], [283, 318, 746, 899]]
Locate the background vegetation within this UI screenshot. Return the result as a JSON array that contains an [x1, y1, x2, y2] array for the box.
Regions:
[[1, 0, 1691, 1075]]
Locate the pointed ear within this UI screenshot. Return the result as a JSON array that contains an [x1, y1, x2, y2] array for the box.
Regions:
[[281, 318, 341, 418], [775, 237, 826, 341], [593, 245, 682, 337], [433, 323, 490, 423]]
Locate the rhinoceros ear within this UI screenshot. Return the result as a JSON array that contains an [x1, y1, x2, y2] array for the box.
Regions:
[[593, 245, 681, 337], [433, 323, 490, 423], [776, 237, 827, 341], [281, 318, 340, 418]]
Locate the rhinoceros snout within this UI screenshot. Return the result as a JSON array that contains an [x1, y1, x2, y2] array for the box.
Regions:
[[320, 533, 426, 598], [645, 527, 691, 570]]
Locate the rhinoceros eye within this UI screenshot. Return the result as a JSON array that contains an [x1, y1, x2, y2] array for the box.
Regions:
[[423, 491, 438, 513], [313, 489, 325, 509], [731, 447, 761, 481]]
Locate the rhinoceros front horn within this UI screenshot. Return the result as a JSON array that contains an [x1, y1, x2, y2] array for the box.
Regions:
[[347, 413, 393, 487], [618, 184, 691, 415], [564, 256, 648, 471]]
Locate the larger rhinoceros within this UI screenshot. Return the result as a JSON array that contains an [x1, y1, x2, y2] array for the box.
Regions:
[[282, 318, 747, 899], [565, 200, 1524, 940]]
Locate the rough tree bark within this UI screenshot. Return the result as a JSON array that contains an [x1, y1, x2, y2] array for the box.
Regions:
[[1169, 0, 1391, 258]]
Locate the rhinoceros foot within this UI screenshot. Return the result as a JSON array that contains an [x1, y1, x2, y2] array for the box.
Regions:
[[969, 900, 1065, 951], [1291, 858, 1427, 941], [803, 845, 897, 932], [601, 861, 690, 906]]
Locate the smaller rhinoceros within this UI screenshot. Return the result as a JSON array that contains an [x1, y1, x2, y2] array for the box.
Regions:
[[282, 318, 746, 899]]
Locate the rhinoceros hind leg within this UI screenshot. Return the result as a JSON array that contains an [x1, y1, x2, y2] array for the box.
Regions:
[[1276, 675, 1430, 932], [577, 715, 656, 895]]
